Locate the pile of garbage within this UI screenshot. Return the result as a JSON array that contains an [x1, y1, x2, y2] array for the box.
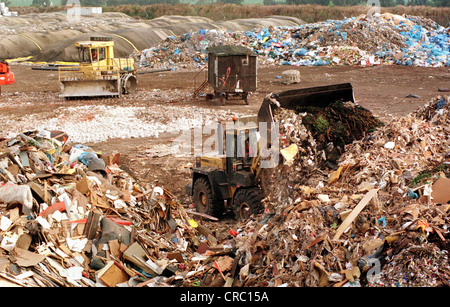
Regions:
[[286, 13, 449, 67], [135, 29, 234, 70], [274, 100, 383, 173], [136, 12, 449, 69], [0, 94, 448, 287], [0, 131, 211, 287], [233, 94, 449, 287]]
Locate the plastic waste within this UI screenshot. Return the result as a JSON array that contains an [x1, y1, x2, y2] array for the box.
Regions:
[[0, 183, 33, 215], [137, 13, 449, 69], [407, 189, 419, 199]]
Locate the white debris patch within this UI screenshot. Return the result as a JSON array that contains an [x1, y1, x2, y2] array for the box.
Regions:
[[1, 104, 241, 144]]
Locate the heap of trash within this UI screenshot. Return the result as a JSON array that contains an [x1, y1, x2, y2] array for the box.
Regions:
[[0, 130, 208, 287], [0, 94, 448, 287], [136, 12, 449, 69], [273, 100, 383, 172], [241, 94, 449, 287]]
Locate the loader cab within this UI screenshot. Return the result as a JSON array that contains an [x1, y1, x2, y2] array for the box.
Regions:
[[225, 118, 259, 187]]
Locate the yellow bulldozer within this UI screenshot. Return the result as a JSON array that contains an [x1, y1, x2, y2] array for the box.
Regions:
[[185, 83, 356, 221], [58, 37, 137, 98]]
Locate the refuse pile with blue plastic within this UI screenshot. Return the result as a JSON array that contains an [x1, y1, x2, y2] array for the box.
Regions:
[[249, 93, 450, 287], [136, 12, 449, 69]]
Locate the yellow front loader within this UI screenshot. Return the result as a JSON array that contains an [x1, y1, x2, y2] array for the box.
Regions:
[[59, 37, 137, 98], [186, 83, 356, 221]]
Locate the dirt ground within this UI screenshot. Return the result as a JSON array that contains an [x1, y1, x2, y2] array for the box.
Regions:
[[1, 64, 449, 204]]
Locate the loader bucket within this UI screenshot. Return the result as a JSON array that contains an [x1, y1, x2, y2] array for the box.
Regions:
[[59, 79, 121, 98], [277, 82, 354, 110], [258, 83, 354, 124], [257, 83, 355, 145]]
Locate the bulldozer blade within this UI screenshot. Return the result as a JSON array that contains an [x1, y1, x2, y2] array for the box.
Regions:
[[59, 79, 121, 98]]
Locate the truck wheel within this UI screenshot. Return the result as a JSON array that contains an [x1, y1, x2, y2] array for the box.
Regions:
[[233, 188, 264, 221], [193, 177, 223, 217], [122, 74, 137, 94]]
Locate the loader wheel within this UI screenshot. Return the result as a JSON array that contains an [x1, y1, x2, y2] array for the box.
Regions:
[[243, 93, 249, 105], [233, 188, 264, 221], [193, 177, 224, 218]]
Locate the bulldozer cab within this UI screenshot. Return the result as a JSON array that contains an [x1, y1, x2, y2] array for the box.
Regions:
[[76, 38, 114, 71], [77, 46, 106, 64], [59, 36, 137, 98]]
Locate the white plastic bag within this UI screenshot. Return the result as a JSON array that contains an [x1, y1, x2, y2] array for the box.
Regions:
[[0, 183, 33, 215]]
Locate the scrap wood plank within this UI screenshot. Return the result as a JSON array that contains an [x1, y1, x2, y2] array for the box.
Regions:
[[333, 189, 379, 241], [135, 276, 158, 287], [302, 234, 326, 251], [0, 272, 30, 287], [185, 209, 219, 221], [433, 227, 446, 242]]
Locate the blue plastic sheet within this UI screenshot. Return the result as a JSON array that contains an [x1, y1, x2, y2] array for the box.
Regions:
[[78, 151, 99, 166]]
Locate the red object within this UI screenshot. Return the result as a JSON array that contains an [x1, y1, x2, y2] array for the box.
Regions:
[[39, 202, 66, 218], [0, 61, 15, 86], [107, 217, 132, 226], [68, 218, 87, 224], [67, 217, 131, 226], [229, 229, 239, 236]]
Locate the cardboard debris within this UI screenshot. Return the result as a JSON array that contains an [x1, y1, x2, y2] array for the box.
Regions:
[[98, 261, 130, 287], [431, 177, 450, 205]]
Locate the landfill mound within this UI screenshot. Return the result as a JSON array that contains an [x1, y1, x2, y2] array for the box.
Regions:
[[0, 94, 448, 287], [250, 95, 449, 287], [137, 12, 449, 69], [0, 12, 144, 60], [0, 12, 304, 62]]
